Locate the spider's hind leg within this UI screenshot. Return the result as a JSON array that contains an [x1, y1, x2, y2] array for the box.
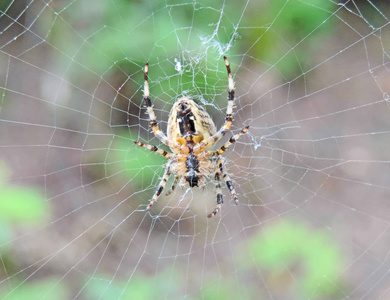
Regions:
[[222, 169, 238, 205], [147, 162, 171, 211], [207, 183, 223, 218], [207, 158, 224, 218]]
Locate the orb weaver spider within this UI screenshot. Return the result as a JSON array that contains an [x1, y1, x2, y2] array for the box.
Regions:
[[135, 57, 249, 218]]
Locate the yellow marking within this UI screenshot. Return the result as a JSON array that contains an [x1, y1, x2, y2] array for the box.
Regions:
[[177, 137, 186, 144], [192, 134, 204, 143]]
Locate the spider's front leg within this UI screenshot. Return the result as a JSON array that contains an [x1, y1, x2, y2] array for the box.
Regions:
[[196, 56, 236, 151], [143, 63, 178, 149], [147, 161, 171, 211]]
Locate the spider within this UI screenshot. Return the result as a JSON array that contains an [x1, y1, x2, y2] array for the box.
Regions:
[[135, 57, 249, 218]]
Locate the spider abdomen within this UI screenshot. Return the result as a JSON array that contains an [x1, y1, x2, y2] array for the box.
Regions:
[[167, 97, 216, 150]]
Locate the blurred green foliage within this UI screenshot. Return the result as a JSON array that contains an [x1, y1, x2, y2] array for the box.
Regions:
[[0, 163, 67, 300], [0, 187, 47, 223], [51, 0, 334, 83], [84, 268, 182, 300], [83, 268, 258, 300], [84, 274, 153, 300], [0, 0, 12, 14], [241, 0, 334, 78], [0, 278, 68, 300], [199, 278, 258, 300], [47, 0, 239, 100], [81, 220, 346, 299], [0, 163, 48, 247], [245, 220, 345, 298]]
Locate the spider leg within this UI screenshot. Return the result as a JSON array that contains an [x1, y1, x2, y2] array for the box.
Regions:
[[207, 157, 224, 218], [146, 162, 171, 211], [196, 56, 236, 151], [144, 63, 178, 149], [165, 175, 179, 196], [134, 141, 170, 158], [224, 55, 235, 118], [217, 156, 239, 205], [210, 126, 249, 156], [221, 166, 239, 205]]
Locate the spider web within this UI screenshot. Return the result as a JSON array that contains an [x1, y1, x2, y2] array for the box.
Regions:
[[1, 0, 390, 299]]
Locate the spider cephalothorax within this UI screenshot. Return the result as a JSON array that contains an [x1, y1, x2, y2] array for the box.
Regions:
[[135, 57, 249, 218]]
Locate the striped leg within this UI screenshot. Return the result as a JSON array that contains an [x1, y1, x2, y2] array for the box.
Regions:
[[222, 169, 239, 205], [207, 158, 224, 218], [134, 141, 170, 158], [210, 126, 249, 156], [165, 175, 179, 196], [144, 63, 178, 149], [146, 162, 171, 211], [197, 56, 235, 151]]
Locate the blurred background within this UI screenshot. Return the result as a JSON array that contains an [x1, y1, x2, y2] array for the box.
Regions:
[[1, 0, 390, 299]]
